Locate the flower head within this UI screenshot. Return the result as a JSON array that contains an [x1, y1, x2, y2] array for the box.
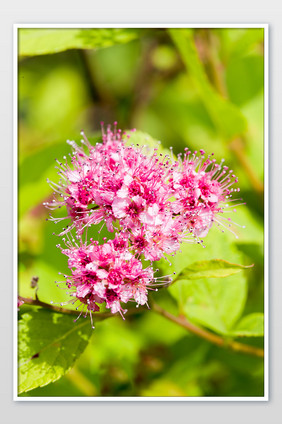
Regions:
[[46, 123, 243, 325], [170, 148, 243, 240], [56, 236, 157, 326]]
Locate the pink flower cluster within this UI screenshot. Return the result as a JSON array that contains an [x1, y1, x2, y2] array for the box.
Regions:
[[56, 235, 154, 325], [46, 123, 242, 323]]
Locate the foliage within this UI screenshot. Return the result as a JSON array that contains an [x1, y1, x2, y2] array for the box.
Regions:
[[19, 28, 141, 57], [18, 309, 92, 393], [173, 259, 253, 281], [168, 28, 247, 138], [18, 27, 265, 397]]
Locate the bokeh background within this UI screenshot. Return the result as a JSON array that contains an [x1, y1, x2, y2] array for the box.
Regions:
[[18, 27, 264, 397]]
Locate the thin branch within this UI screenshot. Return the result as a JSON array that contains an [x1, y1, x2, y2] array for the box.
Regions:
[[151, 301, 264, 358], [19, 296, 264, 358], [18, 296, 146, 320]]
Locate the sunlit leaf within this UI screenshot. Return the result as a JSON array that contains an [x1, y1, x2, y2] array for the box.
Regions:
[[18, 309, 92, 394], [230, 313, 264, 337], [174, 259, 253, 281], [170, 273, 247, 335], [161, 230, 249, 334], [19, 28, 141, 57], [158, 226, 247, 279]]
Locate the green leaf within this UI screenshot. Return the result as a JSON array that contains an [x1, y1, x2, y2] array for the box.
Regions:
[[174, 259, 253, 281], [19, 28, 141, 57], [170, 274, 247, 335], [18, 309, 92, 394], [168, 28, 247, 139], [161, 229, 249, 335], [158, 226, 248, 281], [230, 313, 264, 337]]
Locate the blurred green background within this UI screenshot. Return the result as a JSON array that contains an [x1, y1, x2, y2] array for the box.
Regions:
[[18, 27, 264, 397]]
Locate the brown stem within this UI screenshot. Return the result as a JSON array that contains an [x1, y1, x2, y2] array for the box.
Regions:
[[151, 301, 264, 358], [18, 296, 146, 319], [19, 296, 264, 358]]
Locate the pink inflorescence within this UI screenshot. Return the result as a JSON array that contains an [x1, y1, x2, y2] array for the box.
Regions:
[[55, 235, 157, 328], [45, 122, 243, 324]]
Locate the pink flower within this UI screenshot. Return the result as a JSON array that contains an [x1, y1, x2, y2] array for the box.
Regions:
[[58, 237, 155, 317], [170, 149, 242, 240], [47, 123, 243, 325], [129, 215, 181, 261], [46, 123, 175, 239]]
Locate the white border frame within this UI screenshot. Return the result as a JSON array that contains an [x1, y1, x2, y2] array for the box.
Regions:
[[13, 23, 269, 402]]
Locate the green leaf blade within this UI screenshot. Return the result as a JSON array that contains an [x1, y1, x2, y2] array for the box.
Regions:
[[169, 273, 247, 335], [18, 309, 92, 394], [19, 28, 140, 57], [175, 259, 253, 281], [159, 228, 251, 335], [230, 313, 264, 337]]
